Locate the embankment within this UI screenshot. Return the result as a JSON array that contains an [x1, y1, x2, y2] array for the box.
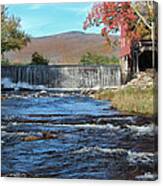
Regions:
[[88, 70, 157, 116]]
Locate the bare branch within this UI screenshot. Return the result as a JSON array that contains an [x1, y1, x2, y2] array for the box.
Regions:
[[131, 4, 152, 30]]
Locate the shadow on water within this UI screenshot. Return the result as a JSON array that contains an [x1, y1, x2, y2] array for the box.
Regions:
[[1, 91, 158, 180]]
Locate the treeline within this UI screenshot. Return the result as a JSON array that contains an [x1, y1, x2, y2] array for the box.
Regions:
[[2, 51, 49, 66], [80, 52, 119, 65]]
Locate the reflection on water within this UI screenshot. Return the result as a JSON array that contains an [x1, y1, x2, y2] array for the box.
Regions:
[[1, 91, 158, 180]]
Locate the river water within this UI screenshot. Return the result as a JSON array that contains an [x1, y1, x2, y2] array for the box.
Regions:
[[1, 91, 158, 180]]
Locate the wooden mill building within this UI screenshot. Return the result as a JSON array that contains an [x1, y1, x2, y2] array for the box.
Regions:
[[120, 28, 158, 83]]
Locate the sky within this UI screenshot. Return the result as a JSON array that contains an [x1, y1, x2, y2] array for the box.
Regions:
[[7, 3, 103, 37]]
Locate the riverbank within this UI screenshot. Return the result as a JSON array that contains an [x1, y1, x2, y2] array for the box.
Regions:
[[89, 70, 157, 116]]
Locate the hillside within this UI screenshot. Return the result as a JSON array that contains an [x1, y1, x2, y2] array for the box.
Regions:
[[5, 31, 120, 65]]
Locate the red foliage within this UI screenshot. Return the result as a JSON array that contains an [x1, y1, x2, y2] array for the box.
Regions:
[[83, 1, 140, 53]]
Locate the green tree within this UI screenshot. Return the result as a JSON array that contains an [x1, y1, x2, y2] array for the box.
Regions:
[[30, 52, 49, 65], [1, 6, 30, 60], [110, 55, 119, 64], [80, 52, 119, 65]]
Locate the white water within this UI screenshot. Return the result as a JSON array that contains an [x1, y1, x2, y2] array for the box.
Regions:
[[135, 172, 158, 180], [2, 78, 47, 90]]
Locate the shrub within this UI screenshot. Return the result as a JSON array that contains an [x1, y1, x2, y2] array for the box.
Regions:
[[1, 58, 10, 66], [80, 52, 119, 65], [30, 52, 49, 65], [110, 55, 119, 64]]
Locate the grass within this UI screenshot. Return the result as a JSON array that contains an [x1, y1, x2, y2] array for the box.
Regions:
[[94, 86, 157, 116]]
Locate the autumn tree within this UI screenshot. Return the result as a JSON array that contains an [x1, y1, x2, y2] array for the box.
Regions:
[[1, 5, 30, 60], [83, 1, 157, 65]]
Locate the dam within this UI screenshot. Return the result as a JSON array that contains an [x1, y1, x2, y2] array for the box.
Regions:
[[1, 65, 121, 89]]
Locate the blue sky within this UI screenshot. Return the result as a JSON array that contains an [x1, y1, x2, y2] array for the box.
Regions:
[[7, 3, 102, 37]]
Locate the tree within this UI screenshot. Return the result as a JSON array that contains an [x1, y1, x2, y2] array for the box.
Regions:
[[83, 1, 156, 44], [80, 52, 119, 65], [1, 6, 30, 59], [30, 52, 49, 65], [83, 1, 157, 67]]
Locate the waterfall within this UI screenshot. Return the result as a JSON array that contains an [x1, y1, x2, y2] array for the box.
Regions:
[[1, 65, 121, 89]]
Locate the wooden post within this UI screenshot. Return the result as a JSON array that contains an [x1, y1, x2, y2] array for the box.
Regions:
[[151, 0, 155, 69], [136, 52, 139, 73], [151, 22, 155, 69]]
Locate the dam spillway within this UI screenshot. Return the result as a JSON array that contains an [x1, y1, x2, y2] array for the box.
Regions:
[[1, 65, 121, 89]]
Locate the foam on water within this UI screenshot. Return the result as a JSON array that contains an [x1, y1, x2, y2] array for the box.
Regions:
[[1, 78, 47, 90], [126, 124, 156, 136], [72, 146, 155, 160], [135, 172, 158, 181], [72, 146, 156, 166], [1, 78, 16, 88], [72, 146, 128, 156], [49, 123, 120, 130], [127, 151, 155, 165], [1, 77, 118, 93]]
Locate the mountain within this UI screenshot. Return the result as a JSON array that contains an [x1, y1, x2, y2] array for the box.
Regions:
[[5, 31, 120, 65]]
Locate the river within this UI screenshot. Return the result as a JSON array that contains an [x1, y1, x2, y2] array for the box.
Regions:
[[1, 91, 158, 180]]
